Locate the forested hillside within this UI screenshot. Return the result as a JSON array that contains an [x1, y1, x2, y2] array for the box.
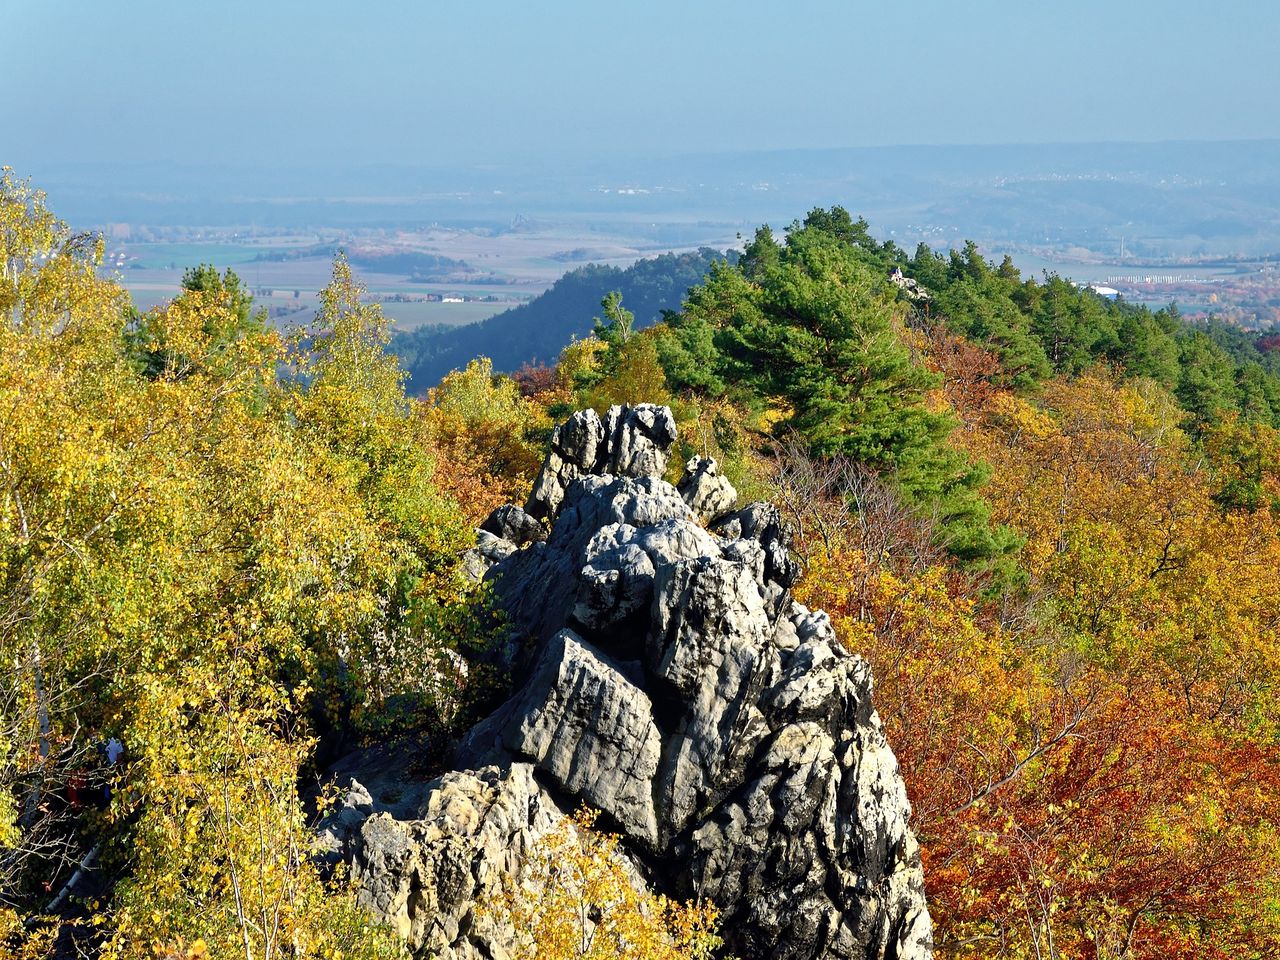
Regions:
[[391, 248, 731, 392], [5, 171, 1280, 960], [652, 210, 1280, 955]]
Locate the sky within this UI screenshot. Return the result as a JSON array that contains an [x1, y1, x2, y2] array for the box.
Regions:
[[6, 0, 1280, 173]]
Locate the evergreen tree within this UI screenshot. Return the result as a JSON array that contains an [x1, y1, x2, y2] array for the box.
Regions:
[[909, 242, 950, 291], [670, 219, 1016, 562], [934, 277, 1051, 388], [738, 224, 782, 280], [1032, 276, 1120, 373], [1110, 306, 1181, 385], [592, 290, 635, 355], [1177, 331, 1241, 428]]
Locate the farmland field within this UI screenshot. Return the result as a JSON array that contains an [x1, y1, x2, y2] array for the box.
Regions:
[[124, 285, 510, 330], [374, 300, 508, 329], [108, 223, 740, 334], [113, 241, 534, 330], [119, 241, 307, 270]]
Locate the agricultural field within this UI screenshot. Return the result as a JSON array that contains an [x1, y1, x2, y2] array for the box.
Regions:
[[108, 222, 739, 331], [112, 242, 531, 329]]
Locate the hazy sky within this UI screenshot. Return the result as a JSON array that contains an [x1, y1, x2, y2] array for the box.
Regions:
[[7, 0, 1279, 171]]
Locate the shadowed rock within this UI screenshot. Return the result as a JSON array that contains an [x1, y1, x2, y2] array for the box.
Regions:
[[480, 504, 544, 546]]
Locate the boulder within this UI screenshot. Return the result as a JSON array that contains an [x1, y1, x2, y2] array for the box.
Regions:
[[480, 504, 544, 546], [678, 455, 738, 522]]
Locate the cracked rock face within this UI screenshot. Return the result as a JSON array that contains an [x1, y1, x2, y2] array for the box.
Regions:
[[332, 404, 933, 960], [339, 764, 570, 960]]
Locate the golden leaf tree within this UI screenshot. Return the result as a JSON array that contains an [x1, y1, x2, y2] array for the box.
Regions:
[[484, 808, 723, 960], [0, 172, 474, 959]]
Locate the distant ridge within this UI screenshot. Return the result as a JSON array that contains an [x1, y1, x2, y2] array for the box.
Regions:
[[391, 248, 732, 392]]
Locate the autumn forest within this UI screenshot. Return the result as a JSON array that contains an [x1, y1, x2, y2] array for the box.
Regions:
[[3, 167, 1280, 960]]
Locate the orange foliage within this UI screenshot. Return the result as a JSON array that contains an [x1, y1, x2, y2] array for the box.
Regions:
[[917, 321, 1003, 424], [417, 358, 548, 523], [425, 423, 532, 524], [792, 368, 1280, 958]]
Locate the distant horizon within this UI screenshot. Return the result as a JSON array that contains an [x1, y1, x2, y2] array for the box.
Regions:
[[17, 134, 1280, 177]]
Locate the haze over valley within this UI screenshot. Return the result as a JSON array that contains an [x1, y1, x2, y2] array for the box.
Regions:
[[37, 138, 1280, 366]]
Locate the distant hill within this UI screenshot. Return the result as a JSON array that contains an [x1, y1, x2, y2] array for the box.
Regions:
[[254, 245, 475, 278], [392, 248, 732, 392]]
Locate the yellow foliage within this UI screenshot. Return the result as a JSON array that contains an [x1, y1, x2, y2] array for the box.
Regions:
[[420, 357, 547, 520], [967, 371, 1280, 733], [555, 337, 609, 395], [0, 175, 445, 958], [483, 808, 724, 960]]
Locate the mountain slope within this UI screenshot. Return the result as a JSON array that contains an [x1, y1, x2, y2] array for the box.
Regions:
[[391, 248, 732, 392]]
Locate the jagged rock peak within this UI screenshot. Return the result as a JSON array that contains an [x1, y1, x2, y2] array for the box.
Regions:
[[526, 403, 678, 520], [330, 406, 933, 960]]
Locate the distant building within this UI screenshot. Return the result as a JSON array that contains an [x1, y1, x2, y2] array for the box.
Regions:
[[1087, 284, 1120, 299], [442, 296, 464, 303]]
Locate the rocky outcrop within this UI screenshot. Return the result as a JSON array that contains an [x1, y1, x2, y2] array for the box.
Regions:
[[332, 405, 933, 960], [464, 629, 663, 846], [326, 763, 571, 959], [525, 404, 678, 521], [889, 267, 930, 304]]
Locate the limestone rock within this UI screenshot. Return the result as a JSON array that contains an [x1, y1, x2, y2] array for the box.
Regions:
[[461, 548, 491, 584], [678, 455, 738, 522], [336, 406, 933, 960], [526, 407, 605, 520], [462, 630, 661, 845], [713, 501, 800, 591], [649, 556, 777, 837], [602, 403, 678, 479], [348, 764, 567, 959], [889, 266, 931, 304], [480, 504, 544, 546], [714, 501, 801, 617], [573, 540, 655, 633], [526, 403, 677, 520], [488, 475, 697, 651], [460, 530, 518, 584]]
